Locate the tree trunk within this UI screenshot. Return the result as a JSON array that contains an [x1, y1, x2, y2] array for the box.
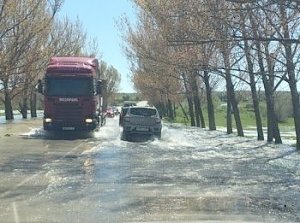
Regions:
[[19, 98, 28, 119], [269, 97, 281, 144], [167, 98, 174, 120], [193, 70, 206, 128], [173, 103, 176, 118], [246, 58, 264, 141], [187, 95, 195, 127], [250, 81, 264, 140], [223, 50, 244, 136], [249, 8, 282, 143], [191, 76, 200, 127], [288, 80, 300, 149], [196, 95, 205, 128], [240, 12, 264, 140], [5, 90, 14, 120], [279, 3, 300, 149], [192, 93, 200, 127], [19, 77, 30, 119], [227, 78, 243, 136], [266, 98, 274, 142], [264, 44, 281, 144], [30, 89, 37, 118], [226, 95, 232, 134], [182, 72, 195, 126], [191, 70, 205, 128], [157, 101, 167, 117], [260, 64, 281, 144], [203, 70, 216, 130], [266, 91, 281, 144], [4, 81, 14, 120], [197, 96, 205, 128], [258, 57, 281, 143]]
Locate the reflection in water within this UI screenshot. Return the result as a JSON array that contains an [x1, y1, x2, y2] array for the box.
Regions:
[[82, 157, 95, 183], [0, 111, 43, 124], [22, 128, 95, 140]]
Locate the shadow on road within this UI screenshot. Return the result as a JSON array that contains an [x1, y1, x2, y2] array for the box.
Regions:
[[45, 131, 95, 140], [121, 132, 156, 143]]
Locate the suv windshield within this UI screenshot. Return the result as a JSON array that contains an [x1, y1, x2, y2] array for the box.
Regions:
[[130, 107, 157, 116], [46, 77, 93, 96]]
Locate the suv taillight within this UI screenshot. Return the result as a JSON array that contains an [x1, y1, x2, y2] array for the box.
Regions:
[[155, 118, 161, 123], [124, 116, 130, 122]]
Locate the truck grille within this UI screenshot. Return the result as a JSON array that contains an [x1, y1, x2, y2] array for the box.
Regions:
[[54, 104, 83, 122]]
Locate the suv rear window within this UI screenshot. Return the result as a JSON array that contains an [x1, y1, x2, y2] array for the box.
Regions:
[[130, 108, 157, 116]]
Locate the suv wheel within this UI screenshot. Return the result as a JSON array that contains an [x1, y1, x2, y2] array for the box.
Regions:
[[123, 131, 129, 140], [155, 131, 161, 139]]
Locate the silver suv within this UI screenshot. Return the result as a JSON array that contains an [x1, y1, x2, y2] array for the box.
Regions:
[[123, 106, 162, 139]]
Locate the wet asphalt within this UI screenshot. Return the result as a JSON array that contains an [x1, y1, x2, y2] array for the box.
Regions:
[[0, 117, 299, 223]]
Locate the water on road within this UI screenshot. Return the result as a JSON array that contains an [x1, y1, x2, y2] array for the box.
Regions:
[[0, 117, 299, 222]]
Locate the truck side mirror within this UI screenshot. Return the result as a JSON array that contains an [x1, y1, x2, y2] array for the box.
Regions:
[[37, 79, 43, 94], [96, 80, 102, 95]]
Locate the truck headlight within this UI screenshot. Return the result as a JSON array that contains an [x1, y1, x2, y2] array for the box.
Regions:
[[45, 118, 52, 123], [85, 118, 93, 123]]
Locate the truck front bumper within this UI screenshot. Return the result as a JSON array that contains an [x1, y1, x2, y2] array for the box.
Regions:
[[123, 124, 162, 135], [43, 117, 98, 131]]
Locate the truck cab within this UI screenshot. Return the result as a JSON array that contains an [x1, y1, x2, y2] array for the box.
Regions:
[[38, 57, 103, 131]]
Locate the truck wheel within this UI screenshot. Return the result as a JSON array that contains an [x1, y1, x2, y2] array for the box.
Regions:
[[101, 117, 106, 126], [43, 123, 50, 131], [95, 124, 100, 132]]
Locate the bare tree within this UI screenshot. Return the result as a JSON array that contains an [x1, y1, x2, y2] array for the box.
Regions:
[[278, 1, 300, 149], [236, 5, 264, 140], [120, 5, 183, 120], [0, 0, 61, 120], [100, 61, 121, 105]]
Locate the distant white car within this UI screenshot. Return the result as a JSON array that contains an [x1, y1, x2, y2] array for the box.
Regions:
[[123, 106, 162, 139]]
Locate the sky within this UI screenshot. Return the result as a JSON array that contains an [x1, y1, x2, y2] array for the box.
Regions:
[[59, 0, 137, 93]]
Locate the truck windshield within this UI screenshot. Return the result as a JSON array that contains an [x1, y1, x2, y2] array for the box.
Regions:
[[46, 77, 93, 96]]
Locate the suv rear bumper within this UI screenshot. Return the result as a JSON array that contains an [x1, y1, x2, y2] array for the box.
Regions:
[[123, 125, 161, 135]]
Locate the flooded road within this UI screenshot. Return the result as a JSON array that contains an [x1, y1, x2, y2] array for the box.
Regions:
[[0, 117, 299, 222]]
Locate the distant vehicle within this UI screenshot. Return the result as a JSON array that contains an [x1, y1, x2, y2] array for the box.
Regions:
[[119, 101, 137, 126], [122, 106, 162, 139], [119, 107, 130, 126], [112, 106, 119, 115], [37, 56, 105, 131], [106, 107, 115, 118]]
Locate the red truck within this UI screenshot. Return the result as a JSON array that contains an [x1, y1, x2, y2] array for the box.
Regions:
[[38, 57, 105, 131]]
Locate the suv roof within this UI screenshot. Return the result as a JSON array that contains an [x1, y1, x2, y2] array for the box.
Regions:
[[123, 101, 137, 107]]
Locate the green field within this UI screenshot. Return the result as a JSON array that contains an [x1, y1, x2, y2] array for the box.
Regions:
[[173, 102, 295, 130]]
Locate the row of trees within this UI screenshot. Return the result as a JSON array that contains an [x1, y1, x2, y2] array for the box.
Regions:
[[0, 0, 120, 120], [122, 0, 300, 149], [100, 61, 121, 105]]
